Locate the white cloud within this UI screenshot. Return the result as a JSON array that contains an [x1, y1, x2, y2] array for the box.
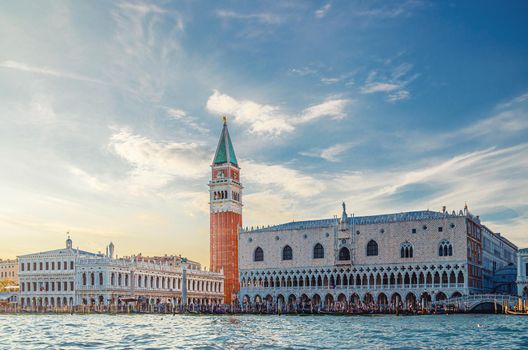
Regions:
[[361, 82, 400, 93], [355, 1, 423, 18], [108, 128, 210, 194], [290, 66, 318, 76], [206, 90, 350, 135], [244, 160, 326, 198], [315, 3, 332, 18], [361, 63, 417, 102], [216, 10, 282, 24], [295, 99, 349, 123], [301, 143, 354, 162], [0, 60, 105, 85]]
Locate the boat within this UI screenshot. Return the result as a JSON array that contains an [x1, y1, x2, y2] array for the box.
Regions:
[[506, 310, 528, 316]]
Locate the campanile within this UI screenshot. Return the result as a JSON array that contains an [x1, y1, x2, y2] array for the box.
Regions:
[[209, 116, 242, 304]]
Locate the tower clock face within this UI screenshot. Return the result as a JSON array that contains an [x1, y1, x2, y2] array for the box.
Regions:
[[216, 170, 224, 179]]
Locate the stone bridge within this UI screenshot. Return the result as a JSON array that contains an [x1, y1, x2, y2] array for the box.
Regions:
[[432, 294, 519, 311]]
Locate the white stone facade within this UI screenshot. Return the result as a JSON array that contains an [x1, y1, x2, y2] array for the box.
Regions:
[[239, 205, 501, 307], [0, 259, 18, 281], [18, 239, 224, 307], [517, 248, 528, 297], [76, 256, 224, 306]]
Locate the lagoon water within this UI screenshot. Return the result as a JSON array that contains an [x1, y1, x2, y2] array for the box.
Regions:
[[0, 314, 526, 349]]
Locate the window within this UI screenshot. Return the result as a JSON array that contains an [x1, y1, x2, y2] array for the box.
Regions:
[[439, 240, 453, 257], [412, 228, 416, 234], [438, 227, 443, 232], [400, 242, 413, 258], [526, 263, 528, 277], [313, 243, 324, 259], [338, 247, 350, 261], [366, 240, 378, 256], [282, 245, 293, 261], [70, 261, 74, 270], [254, 247, 264, 262]]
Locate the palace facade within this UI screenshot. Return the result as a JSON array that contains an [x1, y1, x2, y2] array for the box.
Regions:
[[238, 203, 517, 308], [17, 238, 224, 308]]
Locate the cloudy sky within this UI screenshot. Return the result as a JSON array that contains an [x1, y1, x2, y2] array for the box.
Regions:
[[1, 1, 527, 266]]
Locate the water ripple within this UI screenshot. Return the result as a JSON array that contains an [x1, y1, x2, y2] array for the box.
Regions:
[[0, 314, 525, 349]]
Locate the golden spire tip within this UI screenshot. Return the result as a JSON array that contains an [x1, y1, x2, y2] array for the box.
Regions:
[[222, 115, 227, 125]]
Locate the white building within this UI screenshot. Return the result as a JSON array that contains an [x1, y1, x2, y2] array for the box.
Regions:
[[18, 238, 224, 308], [0, 258, 18, 282], [238, 204, 516, 309], [517, 248, 528, 297]]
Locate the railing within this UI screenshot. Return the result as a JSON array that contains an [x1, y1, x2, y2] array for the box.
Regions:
[[432, 294, 519, 307]]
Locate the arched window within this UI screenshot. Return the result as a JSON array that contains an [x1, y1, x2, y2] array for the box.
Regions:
[[254, 247, 264, 262], [439, 240, 453, 256], [313, 243, 324, 259], [282, 245, 293, 260], [99, 272, 103, 285], [366, 240, 378, 256], [338, 247, 350, 261], [400, 242, 413, 258], [82, 273, 87, 286]]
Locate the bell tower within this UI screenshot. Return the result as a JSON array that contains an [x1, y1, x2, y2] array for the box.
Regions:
[[209, 116, 242, 304]]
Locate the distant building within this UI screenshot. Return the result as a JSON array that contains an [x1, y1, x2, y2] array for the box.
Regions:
[[238, 203, 518, 308], [17, 238, 224, 308], [517, 248, 528, 297], [209, 117, 242, 304], [0, 258, 18, 283], [481, 225, 517, 293]]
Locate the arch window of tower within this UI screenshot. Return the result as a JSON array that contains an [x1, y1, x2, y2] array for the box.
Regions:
[[313, 243, 324, 259], [366, 240, 378, 256], [400, 242, 414, 258], [254, 247, 264, 262], [282, 245, 293, 261], [339, 247, 351, 261], [439, 240, 453, 256]]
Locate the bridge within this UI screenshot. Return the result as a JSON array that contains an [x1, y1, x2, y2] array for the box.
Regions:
[[432, 294, 520, 311]]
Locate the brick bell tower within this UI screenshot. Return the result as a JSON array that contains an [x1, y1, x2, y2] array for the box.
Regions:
[[209, 116, 242, 304]]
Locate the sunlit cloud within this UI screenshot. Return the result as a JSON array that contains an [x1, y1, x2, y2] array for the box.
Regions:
[[206, 90, 350, 135]]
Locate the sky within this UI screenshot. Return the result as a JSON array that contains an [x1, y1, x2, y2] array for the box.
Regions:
[[1, 0, 527, 267]]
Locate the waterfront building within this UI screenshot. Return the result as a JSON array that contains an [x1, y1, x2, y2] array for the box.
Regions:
[[0, 258, 18, 283], [18, 238, 224, 308], [481, 226, 517, 293], [209, 117, 242, 304], [517, 248, 528, 297], [238, 203, 518, 309]]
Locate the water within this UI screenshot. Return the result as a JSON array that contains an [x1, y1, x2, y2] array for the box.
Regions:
[[0, 314, 526, 349]]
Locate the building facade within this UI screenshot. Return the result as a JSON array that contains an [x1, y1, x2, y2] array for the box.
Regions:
[[481, 226, 517, 293], [517, 248, 528, 297], [18, 238, 224, 308], [238, 204, 517, 309], [209, 117, 242, 304], [0, 259, 18, 282]]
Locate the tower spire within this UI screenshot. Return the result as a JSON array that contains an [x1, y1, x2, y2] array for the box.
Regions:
[[213, 116, 238, 167]]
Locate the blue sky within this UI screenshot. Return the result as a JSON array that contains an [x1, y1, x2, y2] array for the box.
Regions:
[[1, 0, 527, 265]]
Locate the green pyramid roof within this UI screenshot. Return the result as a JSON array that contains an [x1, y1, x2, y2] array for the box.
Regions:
[[213, 120, 238, 166]]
